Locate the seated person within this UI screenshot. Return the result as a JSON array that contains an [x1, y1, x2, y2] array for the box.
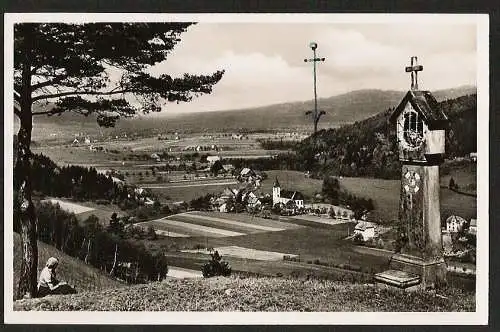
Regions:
[[37, 257, 76, 297]]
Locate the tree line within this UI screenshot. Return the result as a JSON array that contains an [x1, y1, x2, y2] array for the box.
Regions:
[[321, 177, 374, 219], [22, 152, 155, 206], [256, 138, 299, 150]]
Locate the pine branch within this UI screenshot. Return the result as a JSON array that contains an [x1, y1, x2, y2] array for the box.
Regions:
[[32, 88, 134, 102]]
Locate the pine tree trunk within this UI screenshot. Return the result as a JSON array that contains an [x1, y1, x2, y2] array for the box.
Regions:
[[109, 244, 118, 276], [15, 26, 37, 299]]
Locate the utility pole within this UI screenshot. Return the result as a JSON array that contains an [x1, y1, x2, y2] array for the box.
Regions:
[[304, 42, 326, 137]]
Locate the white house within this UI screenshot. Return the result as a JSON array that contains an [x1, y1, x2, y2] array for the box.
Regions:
[[468, 218, 477, 235], [206, 155, 221, 165], [446, 215, 467, 233], [469, 152, 477, 162], [354, 221, 376, 241], [272, 177, 304, 209], [219, 203, 228, 213]]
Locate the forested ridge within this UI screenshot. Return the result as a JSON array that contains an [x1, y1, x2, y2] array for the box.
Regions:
[[295, 94, 477, 179]]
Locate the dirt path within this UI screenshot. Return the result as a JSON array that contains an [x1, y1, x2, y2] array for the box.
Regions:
[[142, 181, 237, 189], [167, 266, 203, 279]]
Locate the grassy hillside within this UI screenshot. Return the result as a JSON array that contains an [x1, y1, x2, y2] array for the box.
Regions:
[[13, 233, 125, 297], [13, 274, 474, 311], [339, 173, 477, 224]]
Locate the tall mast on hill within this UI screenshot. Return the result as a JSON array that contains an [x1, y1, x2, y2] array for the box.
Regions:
[[304, 42, 326, 140]]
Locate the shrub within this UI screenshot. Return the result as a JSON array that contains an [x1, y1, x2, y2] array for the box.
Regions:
[[353, 233, 364, 245], [201, 251, 231, 278]]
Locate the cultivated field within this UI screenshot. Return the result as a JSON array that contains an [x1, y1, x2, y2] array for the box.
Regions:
[[137, 211, 302, 239]]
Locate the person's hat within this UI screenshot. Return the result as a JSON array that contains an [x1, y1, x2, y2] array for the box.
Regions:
[[46, 257, 59, 268]]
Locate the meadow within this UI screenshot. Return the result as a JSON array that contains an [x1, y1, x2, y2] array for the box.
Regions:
[[338, 172, 476, 223], [261, 170, 323, 198], [14, 274, 475, 312], [42, 198, 125, 226]]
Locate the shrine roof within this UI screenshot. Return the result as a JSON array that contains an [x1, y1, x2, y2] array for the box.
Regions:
[[390, 90, 448, 129]]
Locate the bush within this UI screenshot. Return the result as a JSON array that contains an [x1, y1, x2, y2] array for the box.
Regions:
[[352, 233, 364, 245], [201, 251, 231, 278]]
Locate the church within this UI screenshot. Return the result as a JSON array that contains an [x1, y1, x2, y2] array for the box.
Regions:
[[272, 177, 305, 209]]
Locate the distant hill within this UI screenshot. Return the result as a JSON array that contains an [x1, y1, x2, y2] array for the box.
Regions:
[[29, 85, 476, 134], [13, 233, 124, 298]]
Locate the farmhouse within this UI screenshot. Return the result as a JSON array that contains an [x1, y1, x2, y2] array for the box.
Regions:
[[222, 164, 235, 173], [354, 221, 375, 241], [238, 168, 263, 185], [272, 177, 304, 209], [111, 176, 124, 184], [446, 215, 467, 233], [244, 191, 262, 209], [150, 153, 161, 162]]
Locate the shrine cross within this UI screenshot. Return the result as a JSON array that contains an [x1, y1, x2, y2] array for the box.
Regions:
[[405, 56, 423, 90]]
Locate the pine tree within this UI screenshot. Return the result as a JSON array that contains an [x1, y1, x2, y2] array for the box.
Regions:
[[13, 23, 224, 298]]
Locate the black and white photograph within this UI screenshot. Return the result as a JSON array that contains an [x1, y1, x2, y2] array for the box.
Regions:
[[4, 13, 489, 324]]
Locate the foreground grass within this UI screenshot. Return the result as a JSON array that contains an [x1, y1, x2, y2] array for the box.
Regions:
[[14, 275, 474, 312]]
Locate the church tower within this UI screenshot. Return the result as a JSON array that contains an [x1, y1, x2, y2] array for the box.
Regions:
[[272, 176, 281, 206]]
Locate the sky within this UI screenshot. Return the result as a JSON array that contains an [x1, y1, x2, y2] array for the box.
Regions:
[[144, 21, 477, 114]]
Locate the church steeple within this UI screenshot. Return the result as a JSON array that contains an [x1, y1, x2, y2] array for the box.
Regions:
[[273, 176, 280, 188], [272, 176, 281, 206]]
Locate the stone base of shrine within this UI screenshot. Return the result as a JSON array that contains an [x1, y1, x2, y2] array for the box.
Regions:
[[375, 253, 447, 290], [374, 269, 421, 291]]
